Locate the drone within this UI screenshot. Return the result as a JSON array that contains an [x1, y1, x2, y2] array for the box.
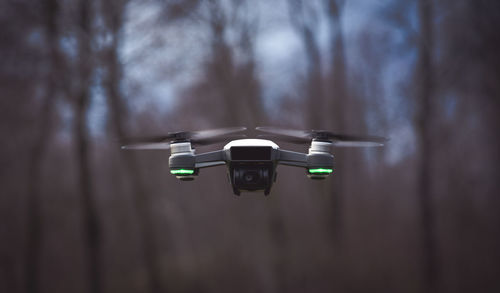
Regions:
[[121, 127, 387, 195]]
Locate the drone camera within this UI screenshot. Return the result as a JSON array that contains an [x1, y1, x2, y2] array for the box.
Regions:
[[233, 164, 272, 190], [228, 146, 276, 195]]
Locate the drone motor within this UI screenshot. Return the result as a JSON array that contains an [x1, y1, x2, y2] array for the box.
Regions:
[[307, 140, 334, 180], [169, 142, 197, 181]]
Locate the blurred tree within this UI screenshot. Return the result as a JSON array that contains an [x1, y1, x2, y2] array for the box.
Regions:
[[326, 0, 347, 131], [100, 0, 164, 292], [415, 0, 438, 292], [205, 0, 263, 126], [25, 1, 62, 293], [74, 1, 101, 292], [324, 0, 349, 245], [434, 0, 500, 291], [173, 0, 264, 128], [206, 0, 242, 125], [1, 0, 500, 292], [287, 0, 324, 129]]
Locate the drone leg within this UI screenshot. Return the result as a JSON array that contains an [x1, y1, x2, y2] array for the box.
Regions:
[[233, 188, 241, 196]]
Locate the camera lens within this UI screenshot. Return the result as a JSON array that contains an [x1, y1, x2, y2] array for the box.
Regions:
[[244, 173, 254, 182], [232, 165, 272, 193], [243, 171, 259, 183]]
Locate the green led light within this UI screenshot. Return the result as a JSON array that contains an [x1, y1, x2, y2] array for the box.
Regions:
[[308, 168, 333, 174], [170, 169, 195, 175]]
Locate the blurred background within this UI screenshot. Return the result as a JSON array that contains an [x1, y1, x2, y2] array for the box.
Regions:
[[1, 0, 499, 292]]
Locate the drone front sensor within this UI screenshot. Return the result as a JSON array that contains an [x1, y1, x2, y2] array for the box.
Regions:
[[121, 127, 387, 195]]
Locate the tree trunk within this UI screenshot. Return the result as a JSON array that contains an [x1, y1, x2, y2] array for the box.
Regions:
[[287, 0, 324, 129], [25, 1, 59, 292], [209, 14, 241, 126], [326, 0, 347, 245], [304, 28, 324, 129], [416, 0, 438, 292], [75, 1, 101, 293], [103, 10, 164, 291]]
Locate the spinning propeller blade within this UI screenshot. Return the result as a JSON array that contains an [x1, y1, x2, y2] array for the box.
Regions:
[[256, 126, 388, 147], [121, 127, 247, 150]]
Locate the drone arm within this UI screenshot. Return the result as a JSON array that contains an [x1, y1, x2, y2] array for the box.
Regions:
[[195, 150, 226, 168], [277, 149, 308, 168]]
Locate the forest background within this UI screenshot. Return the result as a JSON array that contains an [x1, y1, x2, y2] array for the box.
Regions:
[[1, 0, 499, 292]]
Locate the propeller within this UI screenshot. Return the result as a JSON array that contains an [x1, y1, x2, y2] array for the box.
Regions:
[[256, 126, 388, 147], [121, 127, 247, 150]]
